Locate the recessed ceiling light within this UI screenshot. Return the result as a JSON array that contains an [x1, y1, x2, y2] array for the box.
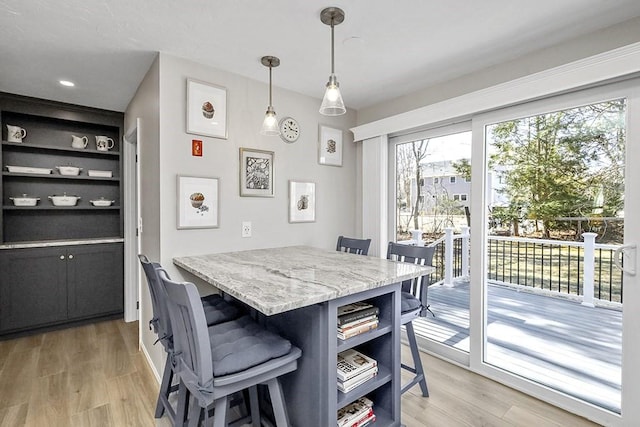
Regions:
[[59, 80, 75, 87]]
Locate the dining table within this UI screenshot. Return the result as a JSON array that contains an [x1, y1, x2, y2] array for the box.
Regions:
[[174, 245, 434, 427]]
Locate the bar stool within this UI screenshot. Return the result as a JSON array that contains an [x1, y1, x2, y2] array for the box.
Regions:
[[336, 235, 372, 255], [158, 270, 302, 427], [386, 242, 435, 397], [138, 255, 243, 424]]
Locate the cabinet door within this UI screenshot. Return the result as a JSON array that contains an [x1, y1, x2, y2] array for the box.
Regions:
[[66, 243, 124, 319], [0, 247, 67, 332]]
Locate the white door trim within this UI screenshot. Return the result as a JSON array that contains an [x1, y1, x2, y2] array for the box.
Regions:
[[123, 121, 140, 323]]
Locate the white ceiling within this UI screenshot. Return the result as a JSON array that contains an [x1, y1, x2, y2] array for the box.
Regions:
[[2, 0, 640, 113]]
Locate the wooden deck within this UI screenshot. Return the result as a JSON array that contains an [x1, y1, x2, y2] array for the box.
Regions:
[[414, 280, 622, 413]]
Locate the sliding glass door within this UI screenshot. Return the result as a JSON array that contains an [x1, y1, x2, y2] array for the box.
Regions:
[[470, 80, 640, 425], [390, 124, 472, 360]]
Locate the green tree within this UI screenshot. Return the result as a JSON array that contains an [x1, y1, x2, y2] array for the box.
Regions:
[[488, 100, 625, 239]]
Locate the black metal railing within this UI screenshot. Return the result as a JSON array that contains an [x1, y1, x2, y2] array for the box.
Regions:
[[486, 238, 623, 303], [424, 234, 623, 303]]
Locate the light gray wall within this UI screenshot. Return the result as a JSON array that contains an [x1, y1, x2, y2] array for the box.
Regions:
[[156, 53, 358, 281], [124, 55, 164, 375], [357, 16, 640, 125], [128, 53, 359, 376]]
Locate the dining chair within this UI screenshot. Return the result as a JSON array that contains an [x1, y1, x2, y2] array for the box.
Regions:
[[158, 269, 302, 427], [336, 235, 372, 255], [386, 242, 435, 397], [138, 255, 243, 424]]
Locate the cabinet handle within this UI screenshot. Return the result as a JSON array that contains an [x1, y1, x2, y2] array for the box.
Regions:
[[60, 255, 65, 260], [68, 254, 74, 260]]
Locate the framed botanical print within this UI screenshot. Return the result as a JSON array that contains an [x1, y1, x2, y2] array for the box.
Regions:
[[318, 124, 343, 166], [289, 181, 316, 223], [239, 148, 274, 197], [186, 78, 228, 139], [177, 175, 219, 229]]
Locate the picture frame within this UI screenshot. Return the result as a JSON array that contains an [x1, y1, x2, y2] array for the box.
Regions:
[[186, 78, 228, 139], [318, 124, 343, 166], [239, 148, 275, 197], [289, 181, 316, 223], [177, 175, 219, 229]]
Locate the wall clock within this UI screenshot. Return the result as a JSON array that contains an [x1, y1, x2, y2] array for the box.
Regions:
[[279, 116, 300, 143]]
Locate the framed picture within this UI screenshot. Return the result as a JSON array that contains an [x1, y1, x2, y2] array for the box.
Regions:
[[177, 175, 219, 229], [239, 148, 274, 197], [289, 181, 316, 223], [318, 125, 343, 166], [186, 78, 228, 139]]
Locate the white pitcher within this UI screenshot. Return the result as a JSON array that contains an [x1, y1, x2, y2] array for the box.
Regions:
[[71, 135, 88, 149], [6, 124, 26, 142]]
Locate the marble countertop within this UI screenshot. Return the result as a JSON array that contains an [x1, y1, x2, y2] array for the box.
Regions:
[[0, 238, 124, 250], [174, 245, 434, 316]]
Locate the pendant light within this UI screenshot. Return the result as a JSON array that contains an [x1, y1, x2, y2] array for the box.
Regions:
[[261, 56, 281, 135], [319, 7, 346, 116]]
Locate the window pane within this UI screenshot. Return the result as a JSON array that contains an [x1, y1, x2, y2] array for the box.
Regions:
[[395, 130, 472, 242]]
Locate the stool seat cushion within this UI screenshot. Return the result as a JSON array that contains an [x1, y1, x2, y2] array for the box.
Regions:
[[401, 292, 421, 314], [208, 315, 292, 376], [201, 294, 240, 326]]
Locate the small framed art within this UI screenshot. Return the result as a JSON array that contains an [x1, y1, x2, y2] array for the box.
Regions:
[[289, 181, 316, 223], [177, 175, 219, 229], [186, 78, 228, 139], [318, 124, 343, 166], [239, 148, 274, 197]]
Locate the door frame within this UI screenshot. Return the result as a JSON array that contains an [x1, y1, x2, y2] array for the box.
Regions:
[[123, 120, 140, 323], [469, 79, 640, 426]]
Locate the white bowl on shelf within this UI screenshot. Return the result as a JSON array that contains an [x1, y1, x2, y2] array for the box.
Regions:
[[48, 193, 81, 206], [9, 194, 40, 206], [88, 169, 112, 178], [90, 198, 114, 207], [56, 165, 82, 176], [6, 165, 52, 175]]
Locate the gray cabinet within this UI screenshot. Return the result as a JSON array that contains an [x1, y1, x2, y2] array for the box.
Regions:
[[0, 243, 123, 334], [0, 247, 67, 331], [67, 243, 124, 320]]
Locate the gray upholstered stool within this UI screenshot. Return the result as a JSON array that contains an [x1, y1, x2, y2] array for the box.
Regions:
[[386, 242, 435, 397], [159, 270, 301, 427], [336, 235, 371, 255], [138, 255, 242, 425]]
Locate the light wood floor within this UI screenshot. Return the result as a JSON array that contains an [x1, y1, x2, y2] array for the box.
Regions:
[[0, 319, 599, 427]]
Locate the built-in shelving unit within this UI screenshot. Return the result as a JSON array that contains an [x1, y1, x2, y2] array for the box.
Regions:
[[0, 92, 124, 336]]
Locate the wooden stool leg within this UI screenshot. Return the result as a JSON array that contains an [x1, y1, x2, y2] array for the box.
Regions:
[[156, 353, 173, 418], [406, 321, 429, 397], [248, 385, 260, 426], [212, 396, 228, 427], [267, 379, 290, 427]]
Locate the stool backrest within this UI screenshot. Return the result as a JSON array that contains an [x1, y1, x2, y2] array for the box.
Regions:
[[158, 269, 214, 401], [336, 235, 372, 255], [386, 242, 435, 314], [138, 255, 173, 350]]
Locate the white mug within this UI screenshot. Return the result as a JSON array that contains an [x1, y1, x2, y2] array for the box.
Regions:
[[6, 125, 26, 142], [95, 136, 114, 151], [71, 135, 88, 149]]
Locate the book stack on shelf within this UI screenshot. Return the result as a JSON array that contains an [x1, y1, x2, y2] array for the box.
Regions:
[[337, 396, 376, 427], [337, 348, 378, 393], [337, 301, 379, 340]]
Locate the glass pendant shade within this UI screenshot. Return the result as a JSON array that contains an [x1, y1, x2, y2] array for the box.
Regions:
[[319, 74, 346, 116], [260, 56, 281, 136], [320, 7, 346, 116], [261, 106, 280, 136]]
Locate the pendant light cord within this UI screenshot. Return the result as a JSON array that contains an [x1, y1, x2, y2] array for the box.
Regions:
[[330, 19, 335, 75], [268, 63, 273, 107]]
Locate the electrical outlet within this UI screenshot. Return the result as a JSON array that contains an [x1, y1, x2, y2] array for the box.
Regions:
[[242, 221, 252, 238]]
